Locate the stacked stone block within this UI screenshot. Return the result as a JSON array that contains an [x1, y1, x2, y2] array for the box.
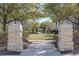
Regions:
[[58, 23, 73, 51], [7, 21, 23, 52]]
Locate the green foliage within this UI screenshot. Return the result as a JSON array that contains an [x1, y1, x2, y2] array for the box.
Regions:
[[43, 3, 79, 23], [46, 34, 58, 40], [0, 3, 44, 31], [23, 31, 30, 38], [0, 32, 8, 38], [0, 3, 43, 20], [0, 31, 8, 45], [44, 3, 64, 21], [40, 21, 53, 33], [52, 34, 58, 40]]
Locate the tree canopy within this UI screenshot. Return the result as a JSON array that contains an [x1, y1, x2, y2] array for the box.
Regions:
[[43, 3, 79, 24], [0, 3, 44, 31]]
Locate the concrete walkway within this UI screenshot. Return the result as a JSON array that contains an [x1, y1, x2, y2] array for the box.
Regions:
[[20, 40, 62, 56]]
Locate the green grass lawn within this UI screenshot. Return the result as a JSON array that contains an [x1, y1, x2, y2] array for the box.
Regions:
[[27, 33, 58, 41]]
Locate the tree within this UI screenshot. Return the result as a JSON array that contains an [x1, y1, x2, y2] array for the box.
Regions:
[[43, 3, 79, 53], [30, 21, 40, 33], [0, 3, 44, 32], [40, 22, 47, 33]]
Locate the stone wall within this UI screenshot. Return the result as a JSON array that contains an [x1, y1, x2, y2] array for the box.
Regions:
[[7, 21, 23, 52], [58, 23, 74, 51]]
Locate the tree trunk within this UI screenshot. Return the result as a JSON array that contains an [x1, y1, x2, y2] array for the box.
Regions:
[[3, 19, 7, 32], [73, 18, 79, 54], [2, 4, 7, 32]]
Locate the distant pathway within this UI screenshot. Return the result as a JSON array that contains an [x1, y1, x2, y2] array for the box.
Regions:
[[20, 40, 62, 56]]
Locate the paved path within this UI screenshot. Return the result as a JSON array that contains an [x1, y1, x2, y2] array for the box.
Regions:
[[20, 40, 62, 56]]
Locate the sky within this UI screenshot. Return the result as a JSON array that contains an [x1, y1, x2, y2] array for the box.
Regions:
[[36, 17, 52, 23]]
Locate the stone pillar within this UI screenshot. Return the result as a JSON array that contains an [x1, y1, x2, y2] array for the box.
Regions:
[[58, 23, 73, 51], [7, 21, 23, 52]]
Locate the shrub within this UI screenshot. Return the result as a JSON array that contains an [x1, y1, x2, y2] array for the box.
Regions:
[[23, 31, 30, 38], [0, 31, 8, 48], [53, 34, 58, 40], [0, 31, 8, 39]]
